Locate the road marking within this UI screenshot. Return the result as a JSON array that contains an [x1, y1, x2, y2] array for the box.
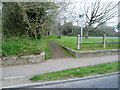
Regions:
[[2, 76, 25, 80]]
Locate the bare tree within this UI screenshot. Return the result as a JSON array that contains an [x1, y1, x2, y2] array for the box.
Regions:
[[60, 0, 118, 38], [80, 0, 118, 38]]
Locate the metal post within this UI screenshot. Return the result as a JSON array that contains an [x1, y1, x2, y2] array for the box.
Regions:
[[77, 34, 80, 49], [80, 27, 83, 44], [103, 34, 106, 48], [79, 14, 84, 45]]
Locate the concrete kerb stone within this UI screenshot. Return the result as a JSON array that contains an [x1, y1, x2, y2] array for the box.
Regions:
[[2, 72, 119, 88], [56, 42, 119, 58], [55, 42, 77, 58]]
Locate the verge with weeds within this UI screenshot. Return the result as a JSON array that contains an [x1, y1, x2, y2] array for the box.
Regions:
[[30, 61, 119, 81], [2, 35, 60, 59]]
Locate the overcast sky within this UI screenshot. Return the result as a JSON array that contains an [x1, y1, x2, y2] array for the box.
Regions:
[[64, 0, 119, 27], [1, 0, 119, 27]]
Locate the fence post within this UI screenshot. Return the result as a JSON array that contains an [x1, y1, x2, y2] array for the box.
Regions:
[[103, 34, 106, 48], [77, 34, 80, 49]]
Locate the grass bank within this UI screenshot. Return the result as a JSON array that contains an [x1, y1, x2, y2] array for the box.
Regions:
[[2, 35, 59, 59], [30, 61, 119, 81], [57, 36, 119, 50]]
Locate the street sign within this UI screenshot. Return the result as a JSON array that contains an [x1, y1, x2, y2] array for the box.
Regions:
[[79, 14, 84, 45], [79, 14, 84, 18]]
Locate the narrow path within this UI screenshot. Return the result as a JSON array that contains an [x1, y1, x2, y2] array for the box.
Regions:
[[48, 41, 72, 59]]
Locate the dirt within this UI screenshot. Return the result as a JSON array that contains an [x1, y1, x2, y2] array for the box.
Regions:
[[48, 41, 72, 59]]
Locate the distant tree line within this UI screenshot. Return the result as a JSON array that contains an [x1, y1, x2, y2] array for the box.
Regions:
[[59, 22, 118, 37]]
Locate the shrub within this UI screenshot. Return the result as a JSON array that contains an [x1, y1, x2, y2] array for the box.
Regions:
[[57, 36, 61, 39]]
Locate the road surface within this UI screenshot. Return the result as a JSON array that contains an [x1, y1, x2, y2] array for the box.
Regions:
[[35, 74, 119, 88]]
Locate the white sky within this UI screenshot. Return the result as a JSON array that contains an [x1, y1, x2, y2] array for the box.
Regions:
[[1, 0, 119, 27], [62, 0, 120, 27]]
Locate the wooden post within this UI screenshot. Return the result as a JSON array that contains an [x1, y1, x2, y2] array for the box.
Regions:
[[77, 34, 80, 49], [103, 34, 106, 48]]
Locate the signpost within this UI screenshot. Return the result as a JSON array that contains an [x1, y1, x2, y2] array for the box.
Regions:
[[79, 14, 84, 45], [76, 14, 84, 50], [79, 14, 84, 18]]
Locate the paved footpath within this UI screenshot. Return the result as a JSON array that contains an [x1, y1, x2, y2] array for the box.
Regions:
[[1, 55, 118, 87]]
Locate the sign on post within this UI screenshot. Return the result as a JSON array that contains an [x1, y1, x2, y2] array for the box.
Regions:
[[79, 14, 84, 18], [79, 14, 84, 44]]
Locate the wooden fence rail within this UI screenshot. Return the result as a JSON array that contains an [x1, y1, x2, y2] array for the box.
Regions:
[[81, 42, 120, 44]]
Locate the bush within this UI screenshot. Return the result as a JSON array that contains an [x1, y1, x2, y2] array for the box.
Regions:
[[57, 36, 61, 39]]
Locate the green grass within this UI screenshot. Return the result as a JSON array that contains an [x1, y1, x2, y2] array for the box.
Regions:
[[57, 36, 119, 50], [2, 35, 59, 59], [2, 36, 119, 58], [30, 61, 119, 81]]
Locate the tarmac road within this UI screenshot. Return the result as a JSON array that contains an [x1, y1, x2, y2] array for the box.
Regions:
[[36, 74, 119, 88]]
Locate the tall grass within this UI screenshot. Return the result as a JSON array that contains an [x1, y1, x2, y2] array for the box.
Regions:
[[2, 35, 59, 59], [2, 36, 119, 58]]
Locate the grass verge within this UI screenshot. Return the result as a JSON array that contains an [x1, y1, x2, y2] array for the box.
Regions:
[[2, 35, 60, 59], [57, 36, 119, 51], [30, 61, 119, 81]]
